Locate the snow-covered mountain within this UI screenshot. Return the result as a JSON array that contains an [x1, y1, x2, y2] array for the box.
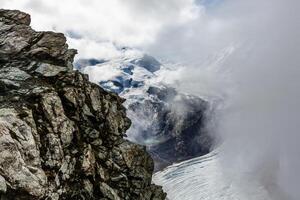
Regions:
[[75, 49, 212, 170]]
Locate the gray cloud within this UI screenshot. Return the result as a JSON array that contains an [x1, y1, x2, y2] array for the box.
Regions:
[[145, 0, 300, 198], [188, 0, 300, 199]]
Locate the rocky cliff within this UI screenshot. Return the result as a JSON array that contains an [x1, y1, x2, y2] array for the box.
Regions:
[[0, 9, 166, 200]]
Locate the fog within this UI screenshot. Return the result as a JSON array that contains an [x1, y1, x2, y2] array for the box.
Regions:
[[175, 0, 300, 199], [148, 0, 300, 198]]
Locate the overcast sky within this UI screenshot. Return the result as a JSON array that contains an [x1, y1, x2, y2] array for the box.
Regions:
[[0, 0, 228, 62]]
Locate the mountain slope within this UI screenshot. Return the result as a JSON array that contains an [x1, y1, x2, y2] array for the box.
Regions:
[[77, 51, 212, 170]]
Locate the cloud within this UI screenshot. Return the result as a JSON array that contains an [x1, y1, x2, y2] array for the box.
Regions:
[[0, 0, 203, 60], [185, 0, 300, 199], [133, 0, 300, 199]]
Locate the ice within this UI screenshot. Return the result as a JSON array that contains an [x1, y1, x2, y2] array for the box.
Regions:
[[153, 151, 273, 200]]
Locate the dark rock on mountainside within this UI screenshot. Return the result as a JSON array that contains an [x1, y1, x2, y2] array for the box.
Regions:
[[0, 9, 166, 200], [128, 86, 212, 171]]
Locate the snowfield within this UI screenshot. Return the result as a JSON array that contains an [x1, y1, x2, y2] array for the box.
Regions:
[[153, 151, 276, 200]]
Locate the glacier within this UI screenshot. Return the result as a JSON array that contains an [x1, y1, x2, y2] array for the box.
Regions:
[[153, 151, 282, 200]]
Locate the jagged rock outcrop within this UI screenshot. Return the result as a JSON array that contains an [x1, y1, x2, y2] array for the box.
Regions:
[[0, 9, 166, 200]]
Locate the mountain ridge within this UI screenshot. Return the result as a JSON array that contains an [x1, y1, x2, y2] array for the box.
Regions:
[[0, 9, 166, 200]]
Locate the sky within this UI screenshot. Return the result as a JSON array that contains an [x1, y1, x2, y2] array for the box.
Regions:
[[1, 0, 300, 199], [0, 0, 226, 62]]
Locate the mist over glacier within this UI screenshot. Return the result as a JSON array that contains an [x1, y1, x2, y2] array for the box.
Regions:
[[157, 0, 300, 199], [1, 0, 300, 199], [163, 0, 300, 199]]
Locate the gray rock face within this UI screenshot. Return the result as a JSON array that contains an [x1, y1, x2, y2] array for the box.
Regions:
[[128, 86, 212, 171], [0, 9, 166, 200]]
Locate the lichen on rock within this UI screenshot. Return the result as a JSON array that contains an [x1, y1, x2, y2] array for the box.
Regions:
[[0, 9, 166, 200]]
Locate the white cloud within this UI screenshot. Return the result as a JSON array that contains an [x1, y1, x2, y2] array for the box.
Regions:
[[67, 38, 122, 60], [0, 0, 203, 59]]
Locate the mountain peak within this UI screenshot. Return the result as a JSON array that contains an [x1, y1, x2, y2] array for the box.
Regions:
[[0, 9, 31, 25]]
